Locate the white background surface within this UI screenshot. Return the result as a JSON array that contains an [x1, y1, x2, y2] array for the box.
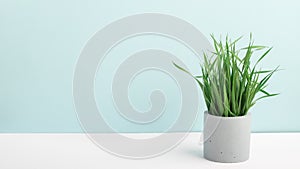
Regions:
[[1, 133, 300, 169]]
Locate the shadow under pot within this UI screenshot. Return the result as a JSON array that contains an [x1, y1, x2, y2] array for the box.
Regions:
[[203, 111, 251, 163]]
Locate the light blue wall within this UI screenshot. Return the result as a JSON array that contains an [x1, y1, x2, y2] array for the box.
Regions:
[[0, 0, 299, 132]]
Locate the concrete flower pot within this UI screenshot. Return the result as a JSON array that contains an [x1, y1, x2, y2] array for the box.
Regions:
[[203, 111, 251, 163]]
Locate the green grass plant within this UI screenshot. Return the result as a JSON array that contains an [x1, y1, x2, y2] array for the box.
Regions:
[[174, 34, 279, 117]]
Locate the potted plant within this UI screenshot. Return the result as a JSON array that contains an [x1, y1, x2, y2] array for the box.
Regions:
[[174, 34, 279, 163]]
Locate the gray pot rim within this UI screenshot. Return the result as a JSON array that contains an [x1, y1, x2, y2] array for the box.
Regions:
[[205, 110, 251, 120]]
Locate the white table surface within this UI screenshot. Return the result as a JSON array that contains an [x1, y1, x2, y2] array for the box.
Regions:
[[0, 133, 299, 169]]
